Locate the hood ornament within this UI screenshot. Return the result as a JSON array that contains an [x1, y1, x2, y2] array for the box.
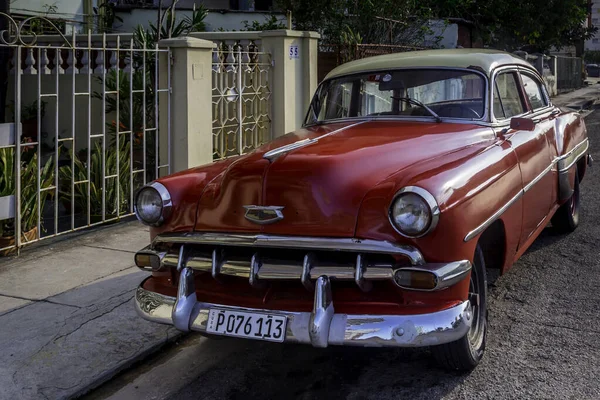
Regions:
[[243, 205, 285, 225]]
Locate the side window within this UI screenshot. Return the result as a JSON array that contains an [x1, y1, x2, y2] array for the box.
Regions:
[[493, 72, 525, 120], [521, 73, 548, 110]]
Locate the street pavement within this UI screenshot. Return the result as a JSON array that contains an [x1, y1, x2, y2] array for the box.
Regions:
[[84, 107, 600, 399]]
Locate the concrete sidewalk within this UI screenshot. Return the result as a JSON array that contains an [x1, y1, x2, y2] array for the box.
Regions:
[[0, 221, 180, 400]]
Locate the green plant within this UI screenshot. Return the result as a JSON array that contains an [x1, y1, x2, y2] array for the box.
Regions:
[[59, 139, 132, 217], [0, 147, 55, 237], [8, 100, 47, 121], [242, 14, 287, 31]]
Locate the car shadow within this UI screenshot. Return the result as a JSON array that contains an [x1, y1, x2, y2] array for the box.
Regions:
[[522, 226, 567, 255], [173, 338, 472, 400]]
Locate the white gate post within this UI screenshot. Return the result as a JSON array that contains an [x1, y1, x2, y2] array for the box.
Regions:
[[158, 37, 215, 173], [259, 30, 320, 138]]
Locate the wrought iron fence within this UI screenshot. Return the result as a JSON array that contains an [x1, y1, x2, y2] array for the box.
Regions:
[[0, 14, 172, 255], [211, 38, 272, 160]]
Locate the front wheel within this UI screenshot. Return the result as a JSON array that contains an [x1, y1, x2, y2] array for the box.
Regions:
[[432, 245, 487, 371]]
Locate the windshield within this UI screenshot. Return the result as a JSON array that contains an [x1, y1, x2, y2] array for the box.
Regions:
[[306, 69, 486, 124]]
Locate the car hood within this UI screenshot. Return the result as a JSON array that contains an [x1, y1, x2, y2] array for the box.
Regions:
[[194, 120, 494, 236]]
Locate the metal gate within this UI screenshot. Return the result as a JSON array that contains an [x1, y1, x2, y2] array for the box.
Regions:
[[0, 14, 172, 255], [211, 38, 272, 160]]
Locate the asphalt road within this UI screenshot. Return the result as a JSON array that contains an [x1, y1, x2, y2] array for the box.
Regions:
[[88, 110, 600, 400]]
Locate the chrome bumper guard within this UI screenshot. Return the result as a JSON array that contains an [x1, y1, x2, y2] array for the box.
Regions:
[[135, 269, 473, 348]]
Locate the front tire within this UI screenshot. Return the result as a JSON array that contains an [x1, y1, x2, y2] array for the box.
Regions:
[[552, 169, 580, 233], [432, 245, 487, 371]]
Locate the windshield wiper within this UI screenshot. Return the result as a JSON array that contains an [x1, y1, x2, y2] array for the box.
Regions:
[[391, 96, 442, 123]]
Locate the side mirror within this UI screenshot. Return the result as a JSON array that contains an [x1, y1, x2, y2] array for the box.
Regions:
[[510, 117, 536, 131]]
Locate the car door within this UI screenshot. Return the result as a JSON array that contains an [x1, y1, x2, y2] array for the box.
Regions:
[[492, 69, 555, 247]]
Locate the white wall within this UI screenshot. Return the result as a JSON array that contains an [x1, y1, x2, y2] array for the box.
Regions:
[[10, 0, 97, 33], [116, 9, 285, 32]]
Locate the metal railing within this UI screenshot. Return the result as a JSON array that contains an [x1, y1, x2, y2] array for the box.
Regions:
[[208, 34, 272, 160], [0, 14, 172, 255]]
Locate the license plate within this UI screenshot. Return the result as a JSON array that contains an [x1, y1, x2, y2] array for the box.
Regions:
[[206, 309, 287, 343]]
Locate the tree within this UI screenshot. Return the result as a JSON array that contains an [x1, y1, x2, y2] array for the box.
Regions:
[[428, 0, 596, 52], [278, 0, 596, 52], [276, 0, 438, 45]]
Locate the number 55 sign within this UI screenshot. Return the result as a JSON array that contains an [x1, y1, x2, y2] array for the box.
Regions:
[[289, 44, 299, 59]]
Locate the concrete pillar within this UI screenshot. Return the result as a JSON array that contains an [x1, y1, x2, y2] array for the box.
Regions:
[[259, 30, 321, 137], [158, 37, 215, 173]]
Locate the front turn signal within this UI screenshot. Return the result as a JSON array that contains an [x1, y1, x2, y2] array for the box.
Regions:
[[393, 269, 438, 291]]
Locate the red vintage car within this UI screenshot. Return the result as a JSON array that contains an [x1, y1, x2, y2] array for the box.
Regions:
[[133, 49, 591, 370]]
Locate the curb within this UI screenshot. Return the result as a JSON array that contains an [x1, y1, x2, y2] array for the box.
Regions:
[[71, 331, 187, 399]]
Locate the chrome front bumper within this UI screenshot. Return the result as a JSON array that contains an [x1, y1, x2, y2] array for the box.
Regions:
[[135, 271, 473, 348]]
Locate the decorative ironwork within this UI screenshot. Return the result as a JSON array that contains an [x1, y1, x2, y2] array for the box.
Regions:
[[212, 39, 272, 160], [0, 12, 72, 47]]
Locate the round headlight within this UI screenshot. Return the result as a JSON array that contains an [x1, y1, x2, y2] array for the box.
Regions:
[[134, 182, 171, 226], [389, 187, 439, 238]]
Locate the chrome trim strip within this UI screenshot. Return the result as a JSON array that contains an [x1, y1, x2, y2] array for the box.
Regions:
[[388, 186, 440, 238], [135, 279, 473, 348], [264, 120, 368, 161], [556, 139, 589, 172], [523, 162, 554, 193], [152, 232, 426, 266], [464, 190, 523, 242]]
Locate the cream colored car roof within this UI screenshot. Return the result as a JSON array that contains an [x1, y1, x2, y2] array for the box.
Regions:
[[324, 48, 534, 80]]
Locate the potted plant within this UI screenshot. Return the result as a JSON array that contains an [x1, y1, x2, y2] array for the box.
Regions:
[[0, 147, 54, 255]]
